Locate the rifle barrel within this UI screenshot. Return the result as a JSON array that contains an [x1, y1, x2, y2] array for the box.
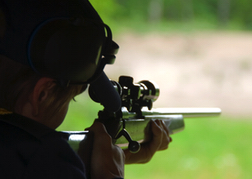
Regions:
[[141, 107, 221, 118]]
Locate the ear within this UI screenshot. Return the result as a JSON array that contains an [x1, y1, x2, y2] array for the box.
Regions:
[[31, 77, 56, 116]]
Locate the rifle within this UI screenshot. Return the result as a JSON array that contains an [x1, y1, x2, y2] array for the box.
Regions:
[[65, 75, 221, 153]]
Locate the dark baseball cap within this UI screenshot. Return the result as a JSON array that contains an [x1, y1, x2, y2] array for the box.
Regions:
[[0, 0, 121, 112]]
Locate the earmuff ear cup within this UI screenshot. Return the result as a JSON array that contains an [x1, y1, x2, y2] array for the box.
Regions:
[[29, 18, 106, 82]]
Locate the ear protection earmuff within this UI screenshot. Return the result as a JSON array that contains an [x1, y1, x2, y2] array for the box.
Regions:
[[28, 17, 118, 84]]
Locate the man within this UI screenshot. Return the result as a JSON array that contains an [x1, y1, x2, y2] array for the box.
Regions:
[[0, 0, 171, 178]]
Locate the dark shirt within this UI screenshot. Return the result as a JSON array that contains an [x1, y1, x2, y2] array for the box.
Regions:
[[0, 113, 87, 179]]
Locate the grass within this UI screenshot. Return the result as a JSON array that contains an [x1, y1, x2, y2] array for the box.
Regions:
[[57, 92, 252, 179]]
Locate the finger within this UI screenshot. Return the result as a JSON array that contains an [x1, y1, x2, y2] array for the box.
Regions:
[[151, 119, 163, 137], [160, 120, 171, 144], [161, 120, 170, 136], [154, 119, 167, 138], [161, 122, 172, 144], [148, 120, 163, 152], [156, 120, 171, 151]]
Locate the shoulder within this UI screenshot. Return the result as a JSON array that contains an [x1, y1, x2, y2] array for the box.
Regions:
[[24, 137, 86, 178], [0, 114, 86, 179]]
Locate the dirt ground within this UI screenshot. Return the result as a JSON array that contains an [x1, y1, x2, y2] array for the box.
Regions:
[[104, 31, 252, 118]]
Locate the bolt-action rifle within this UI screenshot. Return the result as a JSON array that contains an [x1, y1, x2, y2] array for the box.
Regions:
[[65, 75, 221, 153]]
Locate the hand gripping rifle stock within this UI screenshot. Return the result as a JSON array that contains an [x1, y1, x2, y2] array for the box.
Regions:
[[65, 76, 221, 153]]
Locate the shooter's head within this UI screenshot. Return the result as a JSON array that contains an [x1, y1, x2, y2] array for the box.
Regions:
[[0, 0, 121, 115], [0, 0, 118, 83]]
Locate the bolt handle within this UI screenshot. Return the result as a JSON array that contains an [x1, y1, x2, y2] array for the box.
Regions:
[[116, 129, 140, 153]]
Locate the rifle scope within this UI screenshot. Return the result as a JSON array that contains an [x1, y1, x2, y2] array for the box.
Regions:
[[89, 76, 160, 112]]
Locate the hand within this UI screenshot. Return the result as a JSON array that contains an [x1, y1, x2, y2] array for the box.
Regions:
[[78, 121, 125, 179], [123, 119, 172, 164]]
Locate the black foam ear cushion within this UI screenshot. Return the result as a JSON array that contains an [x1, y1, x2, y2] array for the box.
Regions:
[[28, 18, 106, 82]]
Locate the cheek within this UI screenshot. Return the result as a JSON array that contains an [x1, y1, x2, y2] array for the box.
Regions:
[[59, 103, 69, 123], [51, 102, 70, 129]]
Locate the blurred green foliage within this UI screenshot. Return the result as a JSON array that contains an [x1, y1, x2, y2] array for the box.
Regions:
[[90, 0, 252, 31]]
